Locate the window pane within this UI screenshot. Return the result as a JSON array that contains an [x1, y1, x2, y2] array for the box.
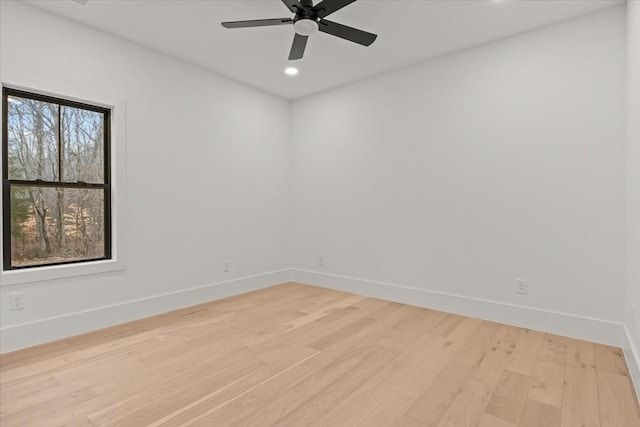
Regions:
[[62, 106, 105, 183], [9, 186, 105, 267], [7, 95, 59, 181]]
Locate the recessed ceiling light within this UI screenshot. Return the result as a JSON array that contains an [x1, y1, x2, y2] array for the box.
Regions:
[[285, 67, 299, 76]]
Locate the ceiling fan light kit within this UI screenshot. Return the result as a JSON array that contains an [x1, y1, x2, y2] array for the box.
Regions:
[[294, 18, 319, 36], [221, 0, 377, 61]]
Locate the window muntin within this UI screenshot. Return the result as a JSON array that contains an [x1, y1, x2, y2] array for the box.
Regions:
[[2, 87, 111, 270]]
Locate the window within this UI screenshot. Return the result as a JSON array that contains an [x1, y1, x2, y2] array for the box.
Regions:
[[2, 87, 111, 270]]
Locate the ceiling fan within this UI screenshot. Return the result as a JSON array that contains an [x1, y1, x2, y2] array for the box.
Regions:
[[221, 0, 377, 60]]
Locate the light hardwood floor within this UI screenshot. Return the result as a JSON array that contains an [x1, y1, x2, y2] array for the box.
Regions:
[[1, 282, 638, 426]]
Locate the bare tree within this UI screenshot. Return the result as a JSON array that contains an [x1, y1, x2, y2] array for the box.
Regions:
[[7, 95, 106, 266]]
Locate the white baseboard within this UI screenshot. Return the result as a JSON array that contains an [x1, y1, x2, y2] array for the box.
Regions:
[[2, 268, 627, 360], [291, 269, 624, 347], [0, 269, 291, 354], [623, 324, 640, 403]]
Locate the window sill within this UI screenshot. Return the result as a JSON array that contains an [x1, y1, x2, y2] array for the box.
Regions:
[[0, 257, 125, 286]]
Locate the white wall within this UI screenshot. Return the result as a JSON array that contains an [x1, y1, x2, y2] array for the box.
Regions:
[[0, 1, 292, 352], [625, 0, 640, 390], [291, 6, 627, 344], [0, 2, 631, 355]]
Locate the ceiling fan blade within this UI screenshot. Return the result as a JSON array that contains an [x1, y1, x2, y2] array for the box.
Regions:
[[221, 18, 293, 29], [281, 0, 301, 13], [288, 33, 308, 60], [318, 19, 377, 46], [312, 0, 357, 18]]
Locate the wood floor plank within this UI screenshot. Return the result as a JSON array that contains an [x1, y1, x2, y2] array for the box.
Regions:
[[430, 313, 466, 337], [354, 317, 486, 427], [245, 297, 391, 354], [1, 283, 637, 427], [527, 333, 566, 408], [0, 375, 58, 413], [596, 371, 640, 427], [520, 399, 561, 427], [435, 328, 522, 427], [307, 317, 378, 351], [87, 348, 266, 426], [391, 305, 445, 332], [147, 345, 319, 427], [504, 328, 545, 376], [485, 370, 532, 424], [479, 413, 518, 427], [496, 324, 523, 344], [565, 337, 595, 370], [0, 387, 97, 427], [594, 343, 630, 376], [266, 345, 401, 427], [317, 305, 360, 323], [187, 344, 386, 426], [405, 321, 503, 425], [561, 365, 601, 427], [310, 332, 447, 427]]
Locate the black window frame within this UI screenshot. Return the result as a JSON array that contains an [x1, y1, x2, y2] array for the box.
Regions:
[[2, 87, 112, 270]]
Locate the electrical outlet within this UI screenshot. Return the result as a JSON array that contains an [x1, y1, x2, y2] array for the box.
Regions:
[[10, 293, 24, 311], [516, 279, 528, 295], [319, 255, 324, 267], [224, 261, 231, 273]]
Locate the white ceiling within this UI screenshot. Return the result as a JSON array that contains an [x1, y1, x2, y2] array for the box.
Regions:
[[25, 0, 622, 100]]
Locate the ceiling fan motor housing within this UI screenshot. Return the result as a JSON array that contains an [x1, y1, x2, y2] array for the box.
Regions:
[[294, 0, 319, 36]]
